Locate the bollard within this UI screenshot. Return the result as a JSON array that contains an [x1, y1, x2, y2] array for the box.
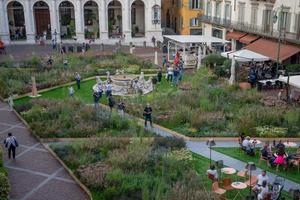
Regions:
[[154, 51, 158, 65], [143, 41, 147, 48]]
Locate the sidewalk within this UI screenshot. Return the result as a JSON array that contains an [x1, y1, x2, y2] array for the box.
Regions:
[[0, 101, 89, 200]]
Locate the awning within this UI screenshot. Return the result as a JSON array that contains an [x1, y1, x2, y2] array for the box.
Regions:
[[226, 31, 247, 40], [239, 34, 259, 44], [221, 49, 270, 62], [278, 75, 300, 89], [245, 38, 300, 62]]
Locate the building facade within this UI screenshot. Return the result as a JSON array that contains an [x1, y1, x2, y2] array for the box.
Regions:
[[200, 0, 300, 63], [0, 0, 163, 45], [162, 0, 204, 35]]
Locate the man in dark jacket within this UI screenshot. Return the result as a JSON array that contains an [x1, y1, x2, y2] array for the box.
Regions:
[[143, 103, 152, 127]]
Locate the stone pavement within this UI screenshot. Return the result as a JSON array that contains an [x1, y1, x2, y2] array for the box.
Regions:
[[0, 101, 89, 200], [148, 126, 300, 192]]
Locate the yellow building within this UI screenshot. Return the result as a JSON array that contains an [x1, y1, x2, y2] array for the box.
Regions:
[[161, 0, 204, 35]]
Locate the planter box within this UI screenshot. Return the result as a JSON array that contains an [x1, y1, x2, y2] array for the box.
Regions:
[[239, 82, 251, 90]]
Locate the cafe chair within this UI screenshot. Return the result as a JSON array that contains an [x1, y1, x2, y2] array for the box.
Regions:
[[222, 178, 234, 190], [208, 173, 217, 182], [237, 170, 247, 177], [244, 175, 257, 187], [291, 159, 300, 173], [263, 193, 272, 200], [259, 154, 270, 167], [212, 182, 226, 196]]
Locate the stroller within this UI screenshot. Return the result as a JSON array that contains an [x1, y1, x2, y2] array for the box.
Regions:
[[270, 176, 285, 200]]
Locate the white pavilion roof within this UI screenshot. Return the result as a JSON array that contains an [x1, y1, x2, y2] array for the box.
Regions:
[[164, 35, 229, 44]]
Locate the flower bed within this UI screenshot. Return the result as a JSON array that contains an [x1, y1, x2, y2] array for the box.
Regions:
[[51, 137, 216, 200], [17, 99, 152, 138], [0, 147, 10, 200], [0, 52, 156, 98]]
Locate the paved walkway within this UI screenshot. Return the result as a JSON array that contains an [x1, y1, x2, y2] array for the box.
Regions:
[[0, 101, 89, 200], [149, 126, 300, 192]]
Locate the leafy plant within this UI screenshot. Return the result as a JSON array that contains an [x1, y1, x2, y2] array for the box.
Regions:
[[255, 126, 287, 137]]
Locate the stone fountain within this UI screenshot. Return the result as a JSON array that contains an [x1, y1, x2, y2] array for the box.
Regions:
[[92, 71, 153, 96]]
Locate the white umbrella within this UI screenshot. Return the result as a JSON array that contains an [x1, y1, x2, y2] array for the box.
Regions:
[[221, 49, 270, 62]]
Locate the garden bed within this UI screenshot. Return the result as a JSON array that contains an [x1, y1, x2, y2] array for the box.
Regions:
[[0, 52, 157, 98], [0, 147, 10, 200], [16, 99, 152, 138], [212, 147, 300, 184], [50, 137, 215, 200]]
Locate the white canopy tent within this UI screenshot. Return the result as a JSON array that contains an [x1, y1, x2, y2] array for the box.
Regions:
[[164, 35, 229, 68], [278, 75, 300, 89], [221, 49, 270, 62], [221, 49, 270, 85]]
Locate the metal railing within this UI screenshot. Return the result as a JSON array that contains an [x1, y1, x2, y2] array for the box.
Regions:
[[200, 15, 300, 44]]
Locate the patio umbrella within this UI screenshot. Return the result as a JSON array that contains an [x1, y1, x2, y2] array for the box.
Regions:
[[221, 49, 270, 62]]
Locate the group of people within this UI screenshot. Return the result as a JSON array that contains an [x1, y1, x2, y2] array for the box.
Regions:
[[158, 53, 184, 86], [240, 134, 256, 156]]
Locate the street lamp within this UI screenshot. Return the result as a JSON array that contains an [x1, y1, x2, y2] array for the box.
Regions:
[[206, 139, 216, 165], [245, 162, 256, 200], [273, 5, 284, 77]]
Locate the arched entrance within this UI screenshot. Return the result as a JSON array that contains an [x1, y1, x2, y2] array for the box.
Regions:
[[59, 1, 76, 39], [7, 1, 26, 40], [107, 0, 122, 38], [33, 1, 51, 39], [131, 0, 145, 37], [166, 9, 170, 28], [84, 1, 99, 39]]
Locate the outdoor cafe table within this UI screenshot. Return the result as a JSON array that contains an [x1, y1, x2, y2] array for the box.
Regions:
[[250, 139, 262, 146], [283, 142, 297, 148], [231, 182, 247, 200], [221, 167, 237, 175]]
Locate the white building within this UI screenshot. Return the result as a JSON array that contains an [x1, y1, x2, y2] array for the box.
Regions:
[[200, 0, 300, 64], [0, 0, 163, 45]]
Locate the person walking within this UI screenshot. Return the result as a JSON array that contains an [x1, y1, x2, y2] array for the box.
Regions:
[[143, 103, 152, 127], [108, 93, 115, 112], [4, 133, 18, 159], [75, 72, 81, 90]]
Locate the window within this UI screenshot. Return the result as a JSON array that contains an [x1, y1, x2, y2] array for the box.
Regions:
[[206, 1, 211, 16], [190, 18, 200, 27], [131, 8, 136, 24], [152, 5, 161, 24], [250, 6, 257, 25], [215, 2, 221, 18], [279, 11, 291, 32], [238, 3, 245, 24], [212, 27, 223, 39], [262, 9, 272, 32], [189, 0, 203, 9], [224, 4, 231, 21]]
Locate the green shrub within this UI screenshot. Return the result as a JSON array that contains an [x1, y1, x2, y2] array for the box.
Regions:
[[256, 126, 287, 137], [0, 148, 10, 200], [203, 53, 226, 68], [153, 137, 186, 150], [286, 64, 300, 73]]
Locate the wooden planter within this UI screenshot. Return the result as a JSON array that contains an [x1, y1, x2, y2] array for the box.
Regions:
[[239, 82, 251, 90]]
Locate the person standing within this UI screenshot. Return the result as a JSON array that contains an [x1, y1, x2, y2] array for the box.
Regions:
[[93, 91, 100, 108], [108, 93, 115, 112], [167, 65, 174, 82], [162, 56, 167, 68], [4, 133, 18, 159], [173, 67, 179, 86], [157, 69, 162, 83], [117, 100, 125, 116], [106, 81, 112, 97], [143, 103, 152, 127], [68, 86, 75, 97], [152, 36, 156, 47], [178, 58, 184, 81], [75, 72, 81, 90]]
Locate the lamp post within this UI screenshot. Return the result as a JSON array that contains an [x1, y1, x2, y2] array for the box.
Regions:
[[206, 139, 216, 165], [245, 162, 256, 200], [273, 5, 283, 77]]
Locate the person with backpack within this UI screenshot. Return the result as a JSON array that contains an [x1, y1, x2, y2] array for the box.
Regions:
[[4, 133, 19, 159]]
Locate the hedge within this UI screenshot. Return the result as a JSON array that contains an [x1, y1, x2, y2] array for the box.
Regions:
[[0, 147, 9, 200]]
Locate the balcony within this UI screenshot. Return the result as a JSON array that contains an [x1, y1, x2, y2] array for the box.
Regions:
[[250, 0, 276, 3], [200, 15, 300, 44]]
